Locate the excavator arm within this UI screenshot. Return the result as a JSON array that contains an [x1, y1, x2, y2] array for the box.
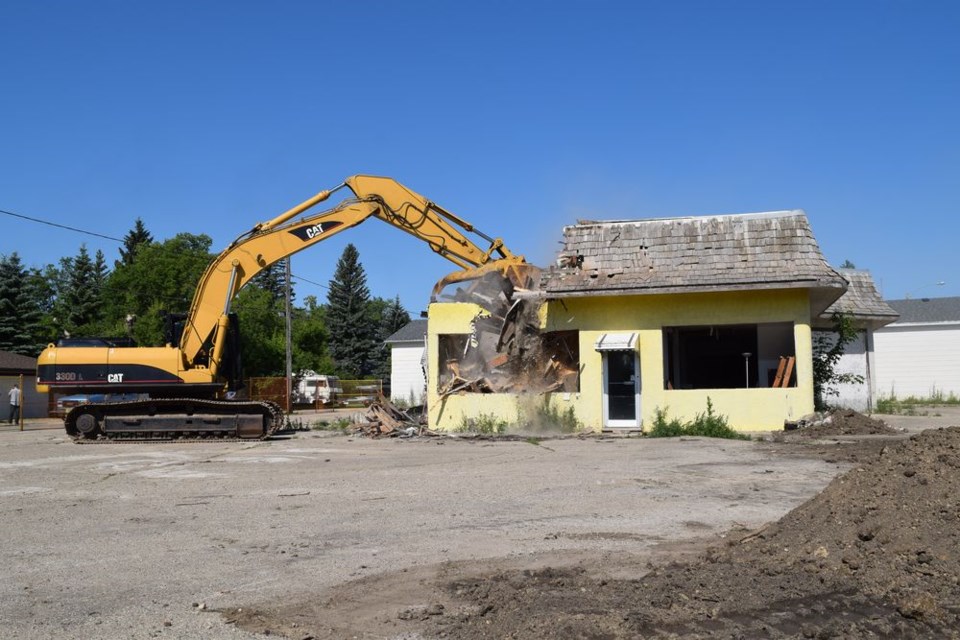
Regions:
[[180, 175, 537, 370]]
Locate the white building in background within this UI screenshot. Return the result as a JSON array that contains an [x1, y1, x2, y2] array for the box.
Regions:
[[874, 297, 960, 400], [384, 319, 427, 406], [813, 269, 899, 411]]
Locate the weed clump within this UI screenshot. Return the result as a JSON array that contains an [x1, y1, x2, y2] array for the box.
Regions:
[[648, 408, 686, 438], [648, 399, 750, 440], [312, 417, 353, 432], [515, 396, 582, 433], [455, 413, 508, 435]]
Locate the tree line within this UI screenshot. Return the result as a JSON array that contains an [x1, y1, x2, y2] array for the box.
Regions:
[[0, 219, 410, 379]]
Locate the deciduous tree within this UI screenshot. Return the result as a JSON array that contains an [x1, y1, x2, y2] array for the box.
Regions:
[[105, 233, 214, 345]]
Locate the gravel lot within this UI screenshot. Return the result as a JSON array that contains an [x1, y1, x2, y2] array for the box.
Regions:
[[0, 412, 947, 639]]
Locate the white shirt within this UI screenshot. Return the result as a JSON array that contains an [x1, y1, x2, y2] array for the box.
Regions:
[[8, 387, 20, 406]]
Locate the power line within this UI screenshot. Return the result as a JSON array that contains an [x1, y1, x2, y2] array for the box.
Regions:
[[0, 207, 124, 242], [289, 273, 330, 291]]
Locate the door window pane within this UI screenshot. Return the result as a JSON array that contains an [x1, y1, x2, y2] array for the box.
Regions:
[[607, 352, 636, 421]]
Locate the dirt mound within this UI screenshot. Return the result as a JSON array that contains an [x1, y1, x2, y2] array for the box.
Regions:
[[794, 408, 898, 437], [427, 427, 960, 639]]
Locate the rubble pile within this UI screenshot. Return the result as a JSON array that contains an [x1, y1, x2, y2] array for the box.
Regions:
[[792, 408, 899, 437], [353, 395, 435, 438], [437, 271, 578, 397]]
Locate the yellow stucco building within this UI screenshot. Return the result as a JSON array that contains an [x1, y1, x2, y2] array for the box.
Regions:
[[427, 211, 847, 433]]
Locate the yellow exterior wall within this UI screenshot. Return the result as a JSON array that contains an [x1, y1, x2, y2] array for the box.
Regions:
[[427, 290, 815, 432]]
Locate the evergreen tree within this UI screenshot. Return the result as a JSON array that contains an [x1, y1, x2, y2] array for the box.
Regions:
[[63, 245, 103, 335], [250, 259, 292, 305], [21, 268, 50, 353], [380, 295, 411, 339], [0, 253, 43, 355], [326, 244, 379, 378], [117, 218, 154, 267], [93, 249, 109, 295]]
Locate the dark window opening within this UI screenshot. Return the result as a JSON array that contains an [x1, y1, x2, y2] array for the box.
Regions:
[[663, 322, 796, 390]]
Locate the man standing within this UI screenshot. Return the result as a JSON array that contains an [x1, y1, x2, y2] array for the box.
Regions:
[[8, 383, 20, 424]]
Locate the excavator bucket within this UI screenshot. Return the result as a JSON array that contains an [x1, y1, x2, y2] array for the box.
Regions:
[[431, 258, 540, 301]]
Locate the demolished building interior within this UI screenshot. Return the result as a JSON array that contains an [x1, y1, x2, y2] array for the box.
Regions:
[[434, 270, 581, 398]]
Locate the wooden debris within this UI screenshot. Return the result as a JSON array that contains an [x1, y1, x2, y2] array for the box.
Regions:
[[487, 353, 510, 368], [353, 394, 420, 438], [780, 356, 795, 388], [772, 357, 787, 387]]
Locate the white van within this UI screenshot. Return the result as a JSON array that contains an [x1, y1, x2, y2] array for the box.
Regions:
[[295, 372, 343, 405]]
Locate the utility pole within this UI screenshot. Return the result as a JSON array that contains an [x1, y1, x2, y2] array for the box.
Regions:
[[285, 258, 293, 413], [18, 374, 24, 431]]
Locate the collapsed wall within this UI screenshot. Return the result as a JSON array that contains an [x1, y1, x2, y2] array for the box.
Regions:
[[435, 270, 578, 397]]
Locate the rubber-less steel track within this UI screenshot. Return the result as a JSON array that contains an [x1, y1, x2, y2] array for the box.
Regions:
[[64, 398, 285, 443]]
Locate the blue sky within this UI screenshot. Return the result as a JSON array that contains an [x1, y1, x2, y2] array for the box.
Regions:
[[2, 1, 958, 312]]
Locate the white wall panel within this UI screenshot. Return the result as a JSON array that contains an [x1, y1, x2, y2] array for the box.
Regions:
[[874, 325, 960, 398], [390, 345, 426, 404], [815, 330, 871, 411]]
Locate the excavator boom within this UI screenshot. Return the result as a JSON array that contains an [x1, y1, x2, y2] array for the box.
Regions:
[[181, 175, 537, 369]]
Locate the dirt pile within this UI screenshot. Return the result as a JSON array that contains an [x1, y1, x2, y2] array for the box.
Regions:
[[793, 408, 899, 437], [427, 427, 960, 639]]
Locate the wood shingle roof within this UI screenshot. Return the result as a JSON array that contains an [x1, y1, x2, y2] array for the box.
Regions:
[[540, 210, 847, 313], [819, 269, 899, 328]]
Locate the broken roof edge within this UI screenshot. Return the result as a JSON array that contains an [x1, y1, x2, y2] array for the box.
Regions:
[[571, 209, 806, 229]]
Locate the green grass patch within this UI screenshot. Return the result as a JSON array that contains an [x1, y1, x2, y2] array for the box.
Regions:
[[876, 390, 960, 415]]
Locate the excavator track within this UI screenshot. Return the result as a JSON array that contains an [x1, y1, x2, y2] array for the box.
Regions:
[[64, 398, 285, 443]]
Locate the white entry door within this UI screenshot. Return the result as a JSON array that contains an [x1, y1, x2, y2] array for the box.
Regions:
[[603, 351, 640, 429]]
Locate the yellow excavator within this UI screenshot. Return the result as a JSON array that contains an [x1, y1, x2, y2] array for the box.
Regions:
[[35, 175, 538, 440]]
